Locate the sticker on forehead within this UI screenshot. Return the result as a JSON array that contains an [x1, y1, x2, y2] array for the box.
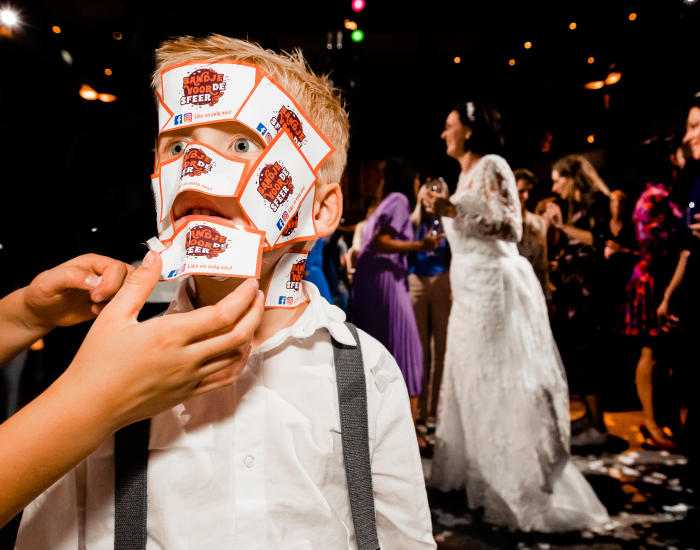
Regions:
[[237, 129, 317, 248], [235, 74, 335, 170], [158, 60, 258, 134], [155, 142, 248, 222], [270, 183, 318, 249], [148, 218, 265, 282], [264, 249, 309, 308]]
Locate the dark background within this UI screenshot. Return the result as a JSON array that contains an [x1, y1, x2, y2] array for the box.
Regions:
[[0, 1, 697, 544], [0, 0, 698, 288]]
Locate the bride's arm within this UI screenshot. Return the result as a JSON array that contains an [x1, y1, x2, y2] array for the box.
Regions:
[[450, 155, 523, 242]]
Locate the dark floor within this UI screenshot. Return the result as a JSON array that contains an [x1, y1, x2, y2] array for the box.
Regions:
[[426, 411, 699, 550]]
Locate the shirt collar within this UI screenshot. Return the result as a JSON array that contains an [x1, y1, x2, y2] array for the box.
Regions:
[[165, 277, 357, 353]]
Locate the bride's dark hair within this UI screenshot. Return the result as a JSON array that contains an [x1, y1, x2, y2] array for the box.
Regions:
[[452, 100, 504, 155]]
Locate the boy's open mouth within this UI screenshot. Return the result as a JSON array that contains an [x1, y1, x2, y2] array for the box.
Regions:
[[173, 193, 230, 223]]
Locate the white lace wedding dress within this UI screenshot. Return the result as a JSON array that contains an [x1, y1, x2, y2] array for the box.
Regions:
[[428, 155, 609, 533]]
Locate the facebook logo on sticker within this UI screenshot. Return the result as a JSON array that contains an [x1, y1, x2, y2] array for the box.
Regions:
[[168, 269, 179, 278], [174, 114, 183, 126], [256, 123, 268, 135], [276, 218, 285, 230], [278, 296, 286, 305]]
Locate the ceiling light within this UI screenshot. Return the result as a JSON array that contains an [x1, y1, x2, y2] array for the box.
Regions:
[[584, 81, 605, 90], [79, 84, 98, 100], [605, 72, 622, 85], [569, 22, 577, 30], [0, 9, 18, 27], [524, 41, 532, 49]]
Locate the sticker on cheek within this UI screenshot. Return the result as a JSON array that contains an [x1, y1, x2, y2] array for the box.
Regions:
[[271, 183, 318, 249], [151, 175, 175, 240], [155, 142, 248, 223], [235, 74, 334, 170], [147, 218, 265, 282], [237, 130, 317, 248], [158, 60, 258, 134], [264, 249, 309, 308]]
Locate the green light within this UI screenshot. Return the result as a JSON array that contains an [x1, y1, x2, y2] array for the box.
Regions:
[[351, 29, 364, 42]]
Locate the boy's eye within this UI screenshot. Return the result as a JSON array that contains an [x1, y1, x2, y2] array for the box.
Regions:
[[232, 138, 260, 154], [170, 141, 187, 156]]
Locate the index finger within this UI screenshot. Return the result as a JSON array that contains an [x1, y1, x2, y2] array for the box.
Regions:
[[62, 254, 134, 301], [167, 278, 261, 342]]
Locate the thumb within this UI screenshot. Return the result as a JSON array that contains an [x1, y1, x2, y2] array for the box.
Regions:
[[101, 252, 163, 321]]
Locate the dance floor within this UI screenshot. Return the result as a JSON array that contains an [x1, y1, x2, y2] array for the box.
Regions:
[[424, 410, 699, 549]]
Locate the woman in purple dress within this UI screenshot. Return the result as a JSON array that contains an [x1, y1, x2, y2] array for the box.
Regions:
[[352, 158, 443, 439]]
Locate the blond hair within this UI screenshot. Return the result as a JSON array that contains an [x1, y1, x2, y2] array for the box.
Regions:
[[152, 35, 350, 185]]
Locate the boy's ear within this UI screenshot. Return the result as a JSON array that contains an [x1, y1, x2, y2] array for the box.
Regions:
[[314, 183, 343, 238]]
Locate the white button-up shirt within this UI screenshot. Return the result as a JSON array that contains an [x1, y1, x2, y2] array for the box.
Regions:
[[16, 281, 435, 550]]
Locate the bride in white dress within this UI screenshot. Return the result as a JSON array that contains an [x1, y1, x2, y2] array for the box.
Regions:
[[427, 101, 609, 533]]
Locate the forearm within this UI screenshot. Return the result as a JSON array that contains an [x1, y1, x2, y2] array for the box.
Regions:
[[372, 235, 422, 254], [662, 249, 690, 303], [0, 289, 52, 367], [560, 224, 594, 246], [0, 373, 116, 527]]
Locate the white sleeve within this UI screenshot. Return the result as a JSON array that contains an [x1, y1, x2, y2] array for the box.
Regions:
[[450, 155, 522, 242], [14, 467, 83, 550], [369, 351, 436, 549]]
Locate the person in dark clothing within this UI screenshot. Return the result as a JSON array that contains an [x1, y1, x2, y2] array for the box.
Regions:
[[651, 99, 700, 456], [543, 155, 612, 448]]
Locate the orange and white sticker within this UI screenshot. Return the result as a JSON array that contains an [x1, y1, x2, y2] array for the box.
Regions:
[[147, 217, 265, 282], [272, 183, 318, 249], [235, 73, 334, 170], [237, 130, 317, 248], [158, 60, 258, 134], [264, 249, 309, 308], [154, 142, 248, 223]]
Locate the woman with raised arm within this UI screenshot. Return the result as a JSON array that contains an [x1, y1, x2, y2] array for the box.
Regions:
[[351, 158, 443, 446], [428, 101, 609, 533]]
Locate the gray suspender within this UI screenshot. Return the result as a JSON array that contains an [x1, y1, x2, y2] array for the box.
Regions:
[[114, 322, 379, 550], [331, 322, 380, 550], [114, 419, 150, 549]]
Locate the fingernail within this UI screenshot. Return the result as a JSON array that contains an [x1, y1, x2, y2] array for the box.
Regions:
[[85, 273, 100, 289], [247, 278, 259, 291], [93, 294, 103, 303], [142, 251, 156, 268], [257, 290, 264, 302]]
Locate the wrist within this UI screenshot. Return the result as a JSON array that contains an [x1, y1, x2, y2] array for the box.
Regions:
[[8, 288, 54, 337], [52, 363, 126, 436]]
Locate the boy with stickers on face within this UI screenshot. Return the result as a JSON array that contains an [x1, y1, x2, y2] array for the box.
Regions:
[[15, 35, 435, 550]]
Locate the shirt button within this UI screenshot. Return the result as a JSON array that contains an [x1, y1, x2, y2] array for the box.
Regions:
[[244, 455, 255, 468]]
